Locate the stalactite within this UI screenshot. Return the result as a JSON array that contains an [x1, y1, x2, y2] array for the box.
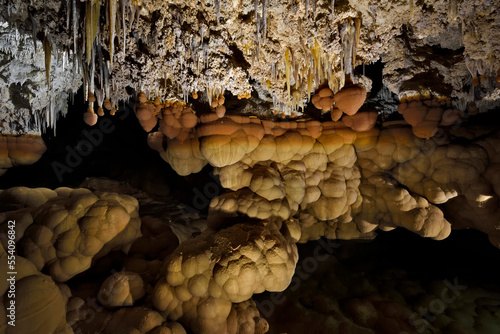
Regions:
[[214, 0, 221, 24], [262, 0, 267, 38], [90, 40, 96, 101], [285, 48, 291, 104], [134, 3, 139, 29], [182, 86, 189, 103], [115, 0, 121, 44], [307, 67, 313, 100], [122, 0, 127, 55], [340, 21, 355, 76], [465, 58, 476, 78], [291, 49, 297, 86], [66, 0, 71, 30], [129, 4, 135, 27], [29, 12, 37, 51], [86, 0, 100, 64], [354, 18, 361, 69], [255, 0, 260, 48], [203, 43, 209, 70], [310, 40, 322, 87], [476, 59, 485, 76], [349, 21, 356, 75], [51, 95, 56, 134], [34, 110, 40, 132], [206, 85, 212, 107], [109, 0, 117, 67], [97, 44, 105, 97], [72, 0, 78, 56], [44, 98, 49, 132], [449, 0, 457, 21], [104, 60, 110, 98], [43, 36, 51, 88], [95, 88, 104, 108]]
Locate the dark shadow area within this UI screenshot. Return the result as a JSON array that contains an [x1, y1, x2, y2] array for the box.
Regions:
[[0, 88, 222, 214]]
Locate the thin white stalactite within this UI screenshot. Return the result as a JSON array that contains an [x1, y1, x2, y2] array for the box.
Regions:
[[90, 40, 95, 97], [182, 86, 189, 103], [50, 94, 56, 135], [96, 88, 104, 108], [104, 60, 110, 98], [83, 65, 88, 101]]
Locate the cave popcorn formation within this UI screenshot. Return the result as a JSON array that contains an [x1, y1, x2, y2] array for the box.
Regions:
[[1, 0, 500, 333]]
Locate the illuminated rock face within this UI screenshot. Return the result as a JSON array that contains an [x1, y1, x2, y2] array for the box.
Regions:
[[137, 104, 498, 248], [0, 135, 47, 175], [0, 254, 71, 334], [152, 219, 298, 334], [155, 115, 498, 248], [0, 187, 142, 282]]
